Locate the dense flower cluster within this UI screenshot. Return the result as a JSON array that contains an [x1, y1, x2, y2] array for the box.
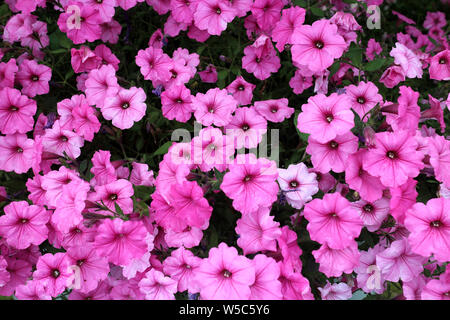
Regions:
[[0, 0, 449, 300]]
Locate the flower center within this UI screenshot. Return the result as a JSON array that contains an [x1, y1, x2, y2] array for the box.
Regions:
[[223, 270, 232, 278], [176, 99, 183, 103], [329, 141, 338, 149], [238, 85, 244, 91], [61, 136, 68, 142], [330, 212, 337, 218], [386, 151, 397, 159], [325, 114, 333, 123], [289, 180, 299, 188], [216, 7, 221, 14], [357, 97, 366, 104], [255, 57, 261, 63], [10, 105, 19, 112], [52, 269, 60, 278], [315, 40, 324, 49], [439, 58, 447, 65], [20, 218, 28, 224], [270, 105, 278, 113], [430, 220, 442, 228], [122, 102, 130, 109], [243, 175, 251, 182], [96, 0, 103, 3], [31, 75, 39, 81], [363, 204, 374, 212], [109, 194, 118, 201], [241, 124, 250, 131], [16, 147, 23, 153], [77, 259, 85, 266], [171, 71, 178, 78]]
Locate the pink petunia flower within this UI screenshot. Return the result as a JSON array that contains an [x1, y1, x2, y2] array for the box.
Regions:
[[0, 58, 18, 88], [345, 81, 383, 120], [85, 64, 119, 109], [91, 179, 134, 215], [221, 153, 279, 215], [319, 282, 352, 300], [312, 242, 360, 277], [102, 86, 147, 130], [94, 218, 148, 266], [224, 106, 267, 149], [306, 132, 359, 174], [226, 76, 255, 106], [376, 238, 426, 282], [291, 19, 347, 73], [428, 135, 450, 188], [272, 6, 306, 51], [235, 206, 281, 255], [429, 50, 450, 81], [363, 130, 424, 188], [241, 43, 280, 80], [160, 84, 193, 122], [390, 42, 423, 78], [249, 254, 282, 300], [289, 68, 314, 94], [70, 46, 101, 73], [250, 0, 283, 33], [163, 247, 202, 293], [0, 201, 50, 249], [194, 242, 255, 300], [192, 88, 237, 127], [193, 0, 236, 36], [277, 163, 318, 209], [57, 3, 102, 44], [297, 93, 354, 143], [351, 197, 390, 232], [198, 64, 218, 83], [304, 192, 363, 249], [0, 133, 35, 174], [254, 98, 295, 123], [379, 65, 406, 88], [138, 269, 177, 300], [42, 120, 84, 159], [365, 38, 382, 61], [33, 253, 73, 297], [404, 198, 450, 262], [0, 87, 37, 134], [355, 245, 386, 294]]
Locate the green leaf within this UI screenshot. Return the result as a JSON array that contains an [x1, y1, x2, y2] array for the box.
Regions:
[[364, 58, 385, 72], [294, 0, 307, 7], [329, 61, 341, 77], [310, 6, 325, 17], [114, 203, 124, 216], [346, 43, 363, 67], [152, 141, 172, 157], [217, 70, 228, 80]]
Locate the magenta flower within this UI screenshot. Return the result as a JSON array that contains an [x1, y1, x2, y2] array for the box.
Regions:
[[0, 201, 50, 249], [192, 88, 237, 127], [380, 65, 406, 88], [70, 46, 101, 74], [0, 58, 18, 88], [249, 255, 282, 300], [94, 218, 148, 266], [57, 3, 102, 44], [404, 198, 450, 262], [355, 245, 386, 294], [429, 50, 450, 81], [390, 177, 418, 225], [160, 84, 193, 122], [224, 106, 267, 149], [297, 93, 354, 143], [351, 197, 390, 232], [194, 242, 255, 300], [376, 239, 426, 282], [345, 81, 383, 120], [66, 245, 110, 293], [306, 132, 359, 174], [390, 42, 423, 79], [421, 277, 450, 300], [366, 38, 382, 61], [319, 282, 352, 300], [102, 86, 147, 130], [254, 98, 295, 123], [220, 154, 279, 215], [428, 135, 450, 188], [291, 19, 347, 73], [304, 193, 363, 249], [136, 47, 173, 84], [235, 206, 281, 255], [312, 242, 360, 277], [42, 120, 84, 159], [15, 280, 52, 300], [17, 60, 52, 98], [85, 64, 119, 109], [363, 130, 424, 188], [345, 149, 384, 202], [198, 64, 218, 83], [250, 0, 283, 32], [242, 44, 280, 80], [289, 68, 314, 94], [277, 163, 318, 209], [33, 253, 72, 297], [226, 76, 255, 106], [0, 87, 37, 134], [163, 247, 202, 293], [193, 0, 236, 36], [139, 269, 177, 300], [272, 6, 306, 51], [92, 179, 134, 215], [0, 133, 35, 174]]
